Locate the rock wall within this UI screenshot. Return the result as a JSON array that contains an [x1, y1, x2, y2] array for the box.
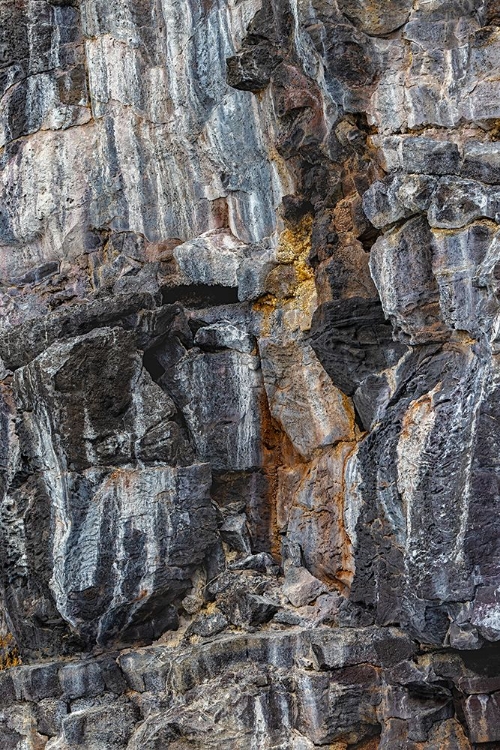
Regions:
[[1, 0, 500, 747]]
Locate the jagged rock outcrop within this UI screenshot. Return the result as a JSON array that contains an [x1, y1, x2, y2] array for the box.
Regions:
[[1, 0, 500, 747]]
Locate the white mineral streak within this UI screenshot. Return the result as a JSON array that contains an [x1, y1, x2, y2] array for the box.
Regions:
[[396, 389, 437, 560], [0, 0, 289, 285], [343, 445, 364, 552], [0, 127, 94, 279], [54, 468, 179, 634], [174, 349, 263, 470], [50, 462, 214, 639], [227, 0, 262, 47], [454, 358, 493, 565]]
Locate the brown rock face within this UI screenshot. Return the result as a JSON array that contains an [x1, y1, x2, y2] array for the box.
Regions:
[[1, 0, 500, 747]]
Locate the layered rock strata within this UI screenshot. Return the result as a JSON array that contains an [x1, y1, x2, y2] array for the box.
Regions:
[[1, 0, 500, 747]]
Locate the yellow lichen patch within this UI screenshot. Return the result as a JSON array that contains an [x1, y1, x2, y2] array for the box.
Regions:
[[253, 293, 278, 313], [447, 329, 477, 350], [432, 218, 498, 238], [276, 217, 315, 317], [328, 740, 348, 750], [284, 277, 317, 332], [276, 214, 314, 271], [252, 293, 278, 337], [0, 634, 21, 670], [413, 718, 472, 750], [258, 214, 317, 333], [351, 739, 380, 750], [487, 119, 500, 140]]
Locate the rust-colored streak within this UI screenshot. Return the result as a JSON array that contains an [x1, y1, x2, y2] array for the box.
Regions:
[[0, 634, 22, 670], [255, 388, 306, 562]]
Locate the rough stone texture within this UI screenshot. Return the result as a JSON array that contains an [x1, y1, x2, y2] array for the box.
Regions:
[[5, 626, 500, 749], [1, 0, 500, 747]]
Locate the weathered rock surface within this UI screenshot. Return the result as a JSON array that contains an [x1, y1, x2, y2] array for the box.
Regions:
[[1, 0, 500, 747], [4, 626, 500, 749]]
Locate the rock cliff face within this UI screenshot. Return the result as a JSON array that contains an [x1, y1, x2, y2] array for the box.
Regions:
[[1, 0, 500, 747]]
